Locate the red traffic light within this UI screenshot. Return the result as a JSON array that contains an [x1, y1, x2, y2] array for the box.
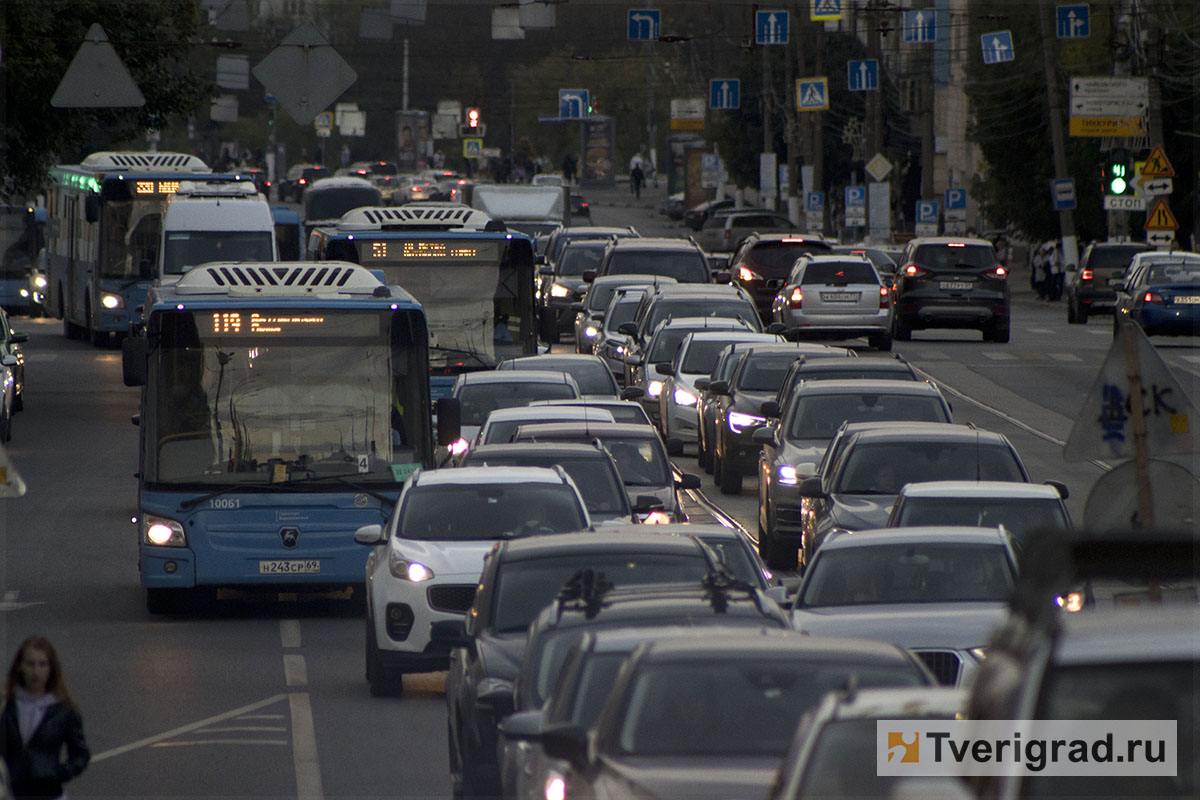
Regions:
[[467, 108, 480, 128]]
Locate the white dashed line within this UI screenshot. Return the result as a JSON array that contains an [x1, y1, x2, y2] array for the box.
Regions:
[[281, 619, 302, 648], [982, 352, 1017, 360], [289, 693, 324, 800], [283, 654, 307, 687], [1049, 353, 1082, 362]]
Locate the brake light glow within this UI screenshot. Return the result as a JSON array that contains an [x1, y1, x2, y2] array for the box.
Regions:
[[1143, 291, 1165, 305], [904, 264, 929, 278], [985, 267, 1008, 279], [948, 242, 966, 247], [1081, 269, 1093, 281], [298, 178, 307, 185], [781, 238, 809, 243], [879, 286, 890, 308], [738, 266, 759, 282], [789, 287, 803, 308]]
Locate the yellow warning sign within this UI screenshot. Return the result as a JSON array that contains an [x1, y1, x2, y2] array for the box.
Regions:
[[1140, 145, 1175, 178], [1144, 198, 1179, 231]]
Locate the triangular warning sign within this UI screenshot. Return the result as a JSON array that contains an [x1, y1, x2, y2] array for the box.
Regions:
[[1144, 198, 1179, 231], [50, 24, 145, 108], [1139, 145, 1175, 179], [1064, 321, 1198, 462]]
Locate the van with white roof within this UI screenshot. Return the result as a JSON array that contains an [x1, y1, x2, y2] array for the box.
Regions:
[[158, 180, 277, 282]]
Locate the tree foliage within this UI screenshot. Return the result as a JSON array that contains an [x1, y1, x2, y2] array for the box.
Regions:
[[0, 0, 211, 199]]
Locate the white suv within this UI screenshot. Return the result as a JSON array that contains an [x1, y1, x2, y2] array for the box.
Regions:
[[355, 465, 591, 696]]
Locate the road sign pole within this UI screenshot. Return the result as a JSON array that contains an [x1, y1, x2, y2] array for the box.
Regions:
[[1038, 0, 1078, 268]]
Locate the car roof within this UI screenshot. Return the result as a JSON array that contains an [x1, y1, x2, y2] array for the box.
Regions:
[[820, 526, 1011, 550], [513, 421, 659, 439], [586, 625, 755, 654], [842, 421, 1000, 444], [307, 176, 377, 190], [682, 331, 781, 344], [496, 528, 710, 559], [413, 464, 570, 486], [561, 226, 638, 236], [455, 370, 579, 385], [500, 354, 609, 368], [746, 232, 828, 244], [1056, 607, 1200, 663], [799, 253, 873, 263], [609, 237, 702, 251], [636, 628, 918, 662], [647, 283, 748, 297], [898, 480, 1062, 499], [651, 316, 756, 335], [463, 442, 612, 462], [792, 378, 944, 396], [794, 357, 912, 373], [481, 405, 612, 423], [739, 343, 843, 357], [531, 582, 788, 628], [589, 274, 678, 287], [908, 236, 994, 247]]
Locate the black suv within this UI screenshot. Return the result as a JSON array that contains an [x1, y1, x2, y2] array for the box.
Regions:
[[892, 236, 1010, 342], [585, 237, 717, 285], [1066, 241, 1150, 324], [727, 233, 833, 321]]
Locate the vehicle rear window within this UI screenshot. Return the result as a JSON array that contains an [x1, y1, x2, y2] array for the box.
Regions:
[[893, 497, 1068, 555], [1147, 263, 1200, 283], [744, 241, 832, 274], [558, 245, 605, 276], [594, 436, 670, 486], [1086, 245, 1148, 270], [737, 353, 803, 392], [834, 442, 1026, 494], [681, 340, 741, 374], [606, 252, 708, 282], [912, 244, 997, 270], [801, 261, 879, 285], [304, 187, 383, 221], [645, 299, 757, 335], [465, 455, 628, 517], [490, 553, 709, 632], [788, 393, 950, 440], [398, 483, 584, 541], [458, 382, 578, 425]]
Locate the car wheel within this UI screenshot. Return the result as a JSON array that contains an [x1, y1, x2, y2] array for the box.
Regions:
[[719, 460, 742, 495], [758, 521, 798, 571], [985, 324, 1010, 343], [1076, 303, 1089, 324], [869, 332, 892, 351], [892, 317, 912, 341], [366, 618, 403, 697], [1067, 296, 1078, 324]]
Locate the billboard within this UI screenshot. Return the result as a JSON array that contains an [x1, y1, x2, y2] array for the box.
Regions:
[[395, 110, 429, 173]]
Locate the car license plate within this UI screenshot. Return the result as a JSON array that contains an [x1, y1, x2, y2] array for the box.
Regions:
[[258, 559, 321, 575], [1173, 296, 1200, 304], [820, 292, 860, 302], [940, 281, 973, 291]]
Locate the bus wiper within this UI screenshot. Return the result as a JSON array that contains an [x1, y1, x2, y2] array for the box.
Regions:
[[284, 472, 397, 508]]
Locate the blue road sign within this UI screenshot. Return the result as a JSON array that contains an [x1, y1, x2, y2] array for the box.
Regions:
[[559, 89, 589, 120], [709, 79, 740, 110], [756, 10, 789, 45], [806, 191, 825, 212], [796, 78, 829, 111], [627, 9, 660, 41], [1052, 178, 1077, 210], [847, 59, 879, 92], [811, 0, 842, 21], [537, 113, 563, 124], [916, 200, 939, 224], [845, 185, 866, 207], [981, 30, 1015, 64], [1056, 4, 1089, 38], [903, 8, 937, 43], [944, 187, 967, 211]]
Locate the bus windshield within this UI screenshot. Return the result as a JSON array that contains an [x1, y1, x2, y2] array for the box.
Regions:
[[144, 308, 429, 485], [1, 207, 40, 278], [99, 198, 163, 280]]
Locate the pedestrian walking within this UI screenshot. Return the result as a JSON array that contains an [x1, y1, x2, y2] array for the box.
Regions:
[[561, 154, 576, 185], [0, 637, 89, 800], [631, 163, 645, 200]]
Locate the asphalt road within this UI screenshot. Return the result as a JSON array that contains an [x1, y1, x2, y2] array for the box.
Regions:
[[1, 182, 1197, 799]]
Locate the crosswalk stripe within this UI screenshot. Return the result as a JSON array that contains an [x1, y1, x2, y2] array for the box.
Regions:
[[982, 352, 1017, 360]]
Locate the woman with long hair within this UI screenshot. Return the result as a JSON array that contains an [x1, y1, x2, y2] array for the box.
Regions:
[[0, 637, 89, 799]]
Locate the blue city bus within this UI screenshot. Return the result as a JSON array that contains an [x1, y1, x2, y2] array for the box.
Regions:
[[306, 203, 538, 400], [122, 261, 452, 613], [44, 151, 248, 344]]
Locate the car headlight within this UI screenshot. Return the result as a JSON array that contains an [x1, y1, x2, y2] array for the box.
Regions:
[[615, 345, 628, 356], [550, 283, 571, 298], [544, 772, 566, 800], [728, 411, 766, 432], [777, 465, 799, 485], [584, 325, 599, 338], [969, 647, 988, 661], [389, 550, 435, 582], [18, 289, 28, 299], [448, 438, 469, 456], [646, 380, 664, 397], [673, 386, 698, 406], [101, 293, 122, 309], [143, 514, 187, 547], [34, 276, 47, 289]]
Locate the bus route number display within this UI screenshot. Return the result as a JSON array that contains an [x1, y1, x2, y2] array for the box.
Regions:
[[365, 239, 500, 263], [209, 312, 327, 335], [134, 180, 182, 196]]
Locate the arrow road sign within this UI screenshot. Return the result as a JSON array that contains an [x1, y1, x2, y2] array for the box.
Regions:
[[709, 79, 740, 110], [1147, 231, 1176, 247], [1056, 4, 1089, 38], [903, 9, 936, 43], [1070, 77, 1148, 99], [981, 30, 1014, 64], [1142, 178, 1173, 196], [796, 78, 829, 111], [756, 10, 789, 45], [627, 9, 660, 41], [559, 88, 589, 120], [847, 59, 879, 92]]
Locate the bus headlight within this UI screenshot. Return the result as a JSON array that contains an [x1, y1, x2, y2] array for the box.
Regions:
[[550, 283, 571, 298], [101, 293, 122, 309], [18, 289, 28, 299], [143, 515, 187, 547]]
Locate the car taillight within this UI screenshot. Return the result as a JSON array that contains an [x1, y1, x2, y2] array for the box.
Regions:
[[789, 287, 803, 308], [298, 178, 307, 185], [738, 266, 759, 282], [879, 286, 890, 308], [904, 264, 929, 278], [1143, 291, 1165, 305], [985, 266, 1008, 279], [1081, 269, 1093, 281]]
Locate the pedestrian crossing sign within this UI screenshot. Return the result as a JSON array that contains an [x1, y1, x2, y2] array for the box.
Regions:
[[796, 77, 829, 111], [811, 0, 843, 21], [463, 138, 483, 159]]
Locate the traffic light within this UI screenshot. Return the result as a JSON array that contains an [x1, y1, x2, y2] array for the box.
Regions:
[[467, 108, 480, 129], [1104, 148, 1130, 195]]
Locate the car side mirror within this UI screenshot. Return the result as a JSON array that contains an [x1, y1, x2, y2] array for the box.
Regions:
[[760, 400, 780, 418], [620, 386, 645, 400], [0, 355, 16, 368], [9, 332, 28, 344], [713, 270, 732, 284], [765, 585, 790, 608], [708, 380, 730, 395], [475, 677, 515, 717], [632, 494, 665, 513], [540, 723, 590, 771], [617, 322, 638, 337], [582, 269, 597, 283], [676, 472, 702, 490], [436, 398, 462, 447], [797, 476, 825, 498], [752, 427, 776, 445], [625, 354, 643, 367], [1045, 480, 1070, 500], [569, 302, 585, 312], [498, 710, 545, 741], [764, 322, 787, 335], [694, 377, 711, 391], [665, 438, 685, 457], [538, 266, 554, 276], [655, 362, 674, 376], [353, 524, 385, 546]]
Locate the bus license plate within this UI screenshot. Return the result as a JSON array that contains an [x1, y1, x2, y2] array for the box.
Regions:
[[940, 281, 972, 291], [259, 559, 321, 575]]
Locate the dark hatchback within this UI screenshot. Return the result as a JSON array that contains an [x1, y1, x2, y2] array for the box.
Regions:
[[728, 233, 833, 321], [892, 237, 1010, 342], [1067, 240, 1150, 324]]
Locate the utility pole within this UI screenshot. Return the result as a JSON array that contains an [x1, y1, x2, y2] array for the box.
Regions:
[[813, 22, 825, 233], [785, 25, 800, 224], [1038, 0, 1079, 270], [762, 31, 775, 211]]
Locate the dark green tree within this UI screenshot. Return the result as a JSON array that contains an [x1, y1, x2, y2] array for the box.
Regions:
[[0, 0, 211, 199]]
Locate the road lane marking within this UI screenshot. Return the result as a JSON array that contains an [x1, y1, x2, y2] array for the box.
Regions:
[[982, 352, 1017, 360], [1049, 353, 1082, 362], [284, 654, 307, 686], [151, 739, 288, 747], [289, 693, 324, 800], [92, 694, 289, 762], [281, 619, 301, 648], [195, 726, 287, 733]]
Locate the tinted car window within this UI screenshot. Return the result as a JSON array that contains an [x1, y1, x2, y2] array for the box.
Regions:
[[559, 244, 606, 276], [599, 437, 670, 485], [801, 261, 879, 285], [788, 394, 949, 440], [737, 353, 802, 391], [304, 186, 382, 220], [744, 241, 832, 273], [1147, 263, 1200, 283], [834, 442, 1025, 493], [490, 554, 709, 632], [645, 300, 756, 335], [458, 383, 577, 425], [1086, 245, 1148, 270], [681, 340, 739, 374], [912, 244, 996, 270], [467, 454, 627, 516], [607, 252, 708, 282], [604, 299, 641, 331], [398, 484, 584, 540], [893, 497, 1068, 554]]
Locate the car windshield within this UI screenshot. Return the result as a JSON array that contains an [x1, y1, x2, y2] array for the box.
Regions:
[[798, 543, 1014, 607], [744, 242, 831, 275], [467, 455, 628, 516], [303, 186, 382, 221], [801, 262, 878, 285], [512, 361, 612, 394], [595, 436, 670, 486], [893, 497, 1069, 553], [788, 394, 950, 441], [797, 719, 910, 798], [606, 252, 708, 282], [615, 659, 924, 756], [681, 340, 743, 374], [559, 245, 606, 276], [913, 244, 996, 270], [834, 442, 1025, 494], [457, 382, 578, 426], [648, 328, 710, 362], [397, 483, 584, 541], [645, 300, 757, 335], [490, 553, 709, 632], [1026, 661, 1197, 798], [737, 353, 802, 392]]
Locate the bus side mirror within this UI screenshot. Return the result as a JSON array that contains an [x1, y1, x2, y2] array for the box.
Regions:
[[436, 397, 462, 447], [85, 194, 100, 224], [122, 336, 147, 387]]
